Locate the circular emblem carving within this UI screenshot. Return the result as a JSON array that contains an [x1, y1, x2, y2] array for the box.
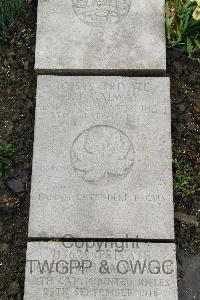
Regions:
[[70, 125, 135, 184], [72, 0, 132, 25]]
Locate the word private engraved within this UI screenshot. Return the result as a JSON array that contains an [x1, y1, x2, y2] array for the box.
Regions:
[[70, 125, 135, 184], [72, 0, 132, 25]]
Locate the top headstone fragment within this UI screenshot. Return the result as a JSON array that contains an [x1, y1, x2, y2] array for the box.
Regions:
[[35, 0, 166, 74]]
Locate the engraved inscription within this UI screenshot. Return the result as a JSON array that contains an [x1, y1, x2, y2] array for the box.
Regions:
[[70, 125, 134, 184], [25, 243, 177, 299], [72, 0, 132, 25]]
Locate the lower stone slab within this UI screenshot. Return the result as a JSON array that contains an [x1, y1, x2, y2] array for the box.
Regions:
[[24, 242, 178, 299]]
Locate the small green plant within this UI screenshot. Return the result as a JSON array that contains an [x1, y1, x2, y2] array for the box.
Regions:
[[0, 144, 15, 177], [0, 0, 29, 44], [165, 0, 200, 60], [173, 158, 200, 197]]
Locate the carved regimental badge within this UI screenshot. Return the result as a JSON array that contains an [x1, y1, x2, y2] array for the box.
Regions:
[[72, 0, 132, 25], [71, 125, 135, 184]]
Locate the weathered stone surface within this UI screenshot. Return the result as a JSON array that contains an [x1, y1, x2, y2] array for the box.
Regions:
[[35, 0, 166, 73], [24, 242, 178, 299], [29, 76, 174, 239]]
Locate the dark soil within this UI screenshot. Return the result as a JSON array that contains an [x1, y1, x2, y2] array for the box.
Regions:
[[0, 2, 36, 299], [167, 49, 200, 300], [0, 3, 199, 299]]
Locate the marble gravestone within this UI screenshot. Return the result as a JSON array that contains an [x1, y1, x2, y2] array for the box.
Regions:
[[35, 0, 166, 74], [24, 242, 178, 299], [28, 76, 174, 239]]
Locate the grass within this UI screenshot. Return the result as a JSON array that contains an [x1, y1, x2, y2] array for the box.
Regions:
[[0, 0, 29, 44], [0, 144, 15, 177], [165, 0, 200, 60], [173, 158, 200, 197]]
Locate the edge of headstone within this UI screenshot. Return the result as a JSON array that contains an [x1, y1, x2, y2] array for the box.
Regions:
[[34, 68, 167, 77]]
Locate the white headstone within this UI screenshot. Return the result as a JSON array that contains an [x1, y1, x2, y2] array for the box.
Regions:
[[28, 76, 174, 239], [24, 242, 178, 299], [35, 0, 166, 73]]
